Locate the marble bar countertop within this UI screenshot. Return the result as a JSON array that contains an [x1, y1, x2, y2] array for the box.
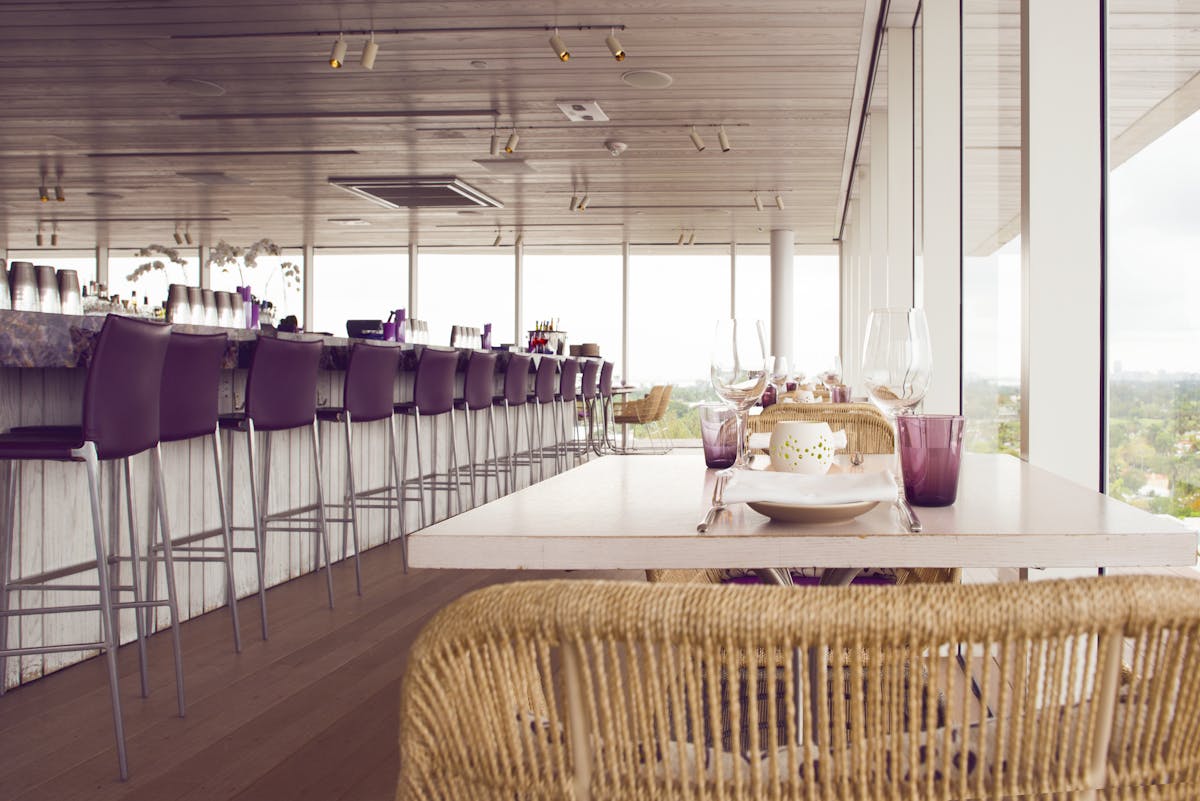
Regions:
[[0, 309, 567, 372]]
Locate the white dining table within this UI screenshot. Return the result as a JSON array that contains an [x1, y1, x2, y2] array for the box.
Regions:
[[408, 453, 1198, 575]]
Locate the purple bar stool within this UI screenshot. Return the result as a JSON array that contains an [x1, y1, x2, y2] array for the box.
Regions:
[[596, 360, 615, 454], [218, 335, 333, 641], [0, 314, 181, 780], [491, 353, 535, 496], [579, 359, 601, 454], [552, 357, 580, 472], [395, 347, 465, 530], [525, 356, 560, 483], [453, 351, 501, 506], [146, 331, 242, 652], [316, 342, 403, 589]]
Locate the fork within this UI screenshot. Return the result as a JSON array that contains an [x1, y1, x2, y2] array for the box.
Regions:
[[697, 472, 730, 533]]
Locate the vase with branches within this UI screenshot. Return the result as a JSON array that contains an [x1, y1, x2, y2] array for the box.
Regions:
[[208, 238, 300, 303], [126, 244, 192, 284]]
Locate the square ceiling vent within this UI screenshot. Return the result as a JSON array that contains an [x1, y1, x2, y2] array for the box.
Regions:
[[328, 176, 503, 209], [556, 100, 609, 122]]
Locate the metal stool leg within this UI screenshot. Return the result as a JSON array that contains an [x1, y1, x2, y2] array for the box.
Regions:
[[309, 420, 336, 609], [486, 406, 501, 502], [82, 443, 129, 780], [0, 463, 16, 696], [260, 431, 273, 576], [149, 445, 186, 717], [463, 408, 478, 509], [244, 422, 269, 640], [342, 415, 363, 596], [120, 458, 150, 698], [414, 409, 430, 527], [210, 428, 241, 653], [388, 417, 408, 571], [448, 408, 465, 515]]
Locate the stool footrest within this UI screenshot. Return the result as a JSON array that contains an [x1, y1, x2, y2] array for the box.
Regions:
[[1, 642, 107, 657]]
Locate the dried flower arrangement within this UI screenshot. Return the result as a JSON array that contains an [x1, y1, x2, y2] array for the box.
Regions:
[[126, 244, 190, 282], [207, 238, 300, 292]]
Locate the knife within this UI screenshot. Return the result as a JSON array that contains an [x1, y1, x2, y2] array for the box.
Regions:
[[697, 472, 730, 533], [896, 492, 923, 533]]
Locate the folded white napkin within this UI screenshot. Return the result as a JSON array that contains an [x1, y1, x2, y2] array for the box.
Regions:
[[747, 432, 771, 451], [721, 469, 898, 506]]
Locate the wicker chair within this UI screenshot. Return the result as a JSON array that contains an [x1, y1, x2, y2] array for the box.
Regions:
[[611, 385, 673, 454], [748, 401, 894, 455], [398, 576, 1200, 801]]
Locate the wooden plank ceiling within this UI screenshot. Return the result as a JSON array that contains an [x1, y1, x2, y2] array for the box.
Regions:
[[0, 0, 871, 251]]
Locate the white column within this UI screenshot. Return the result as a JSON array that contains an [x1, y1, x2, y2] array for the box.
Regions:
[[1021, 0, 1103, 488], [887, 27, 915, 308], [407, 242, 418, 316], [301, 243, 314, 328], [95, 245, 108, 289], [729, 242, 737, 317], [621, 241, 631, 385], [513, 239, 524, 345], [769, 228, 795, 361], [198, 244, 211, 290], [919, 0, 962, 415], [868, 114, 890, 310]]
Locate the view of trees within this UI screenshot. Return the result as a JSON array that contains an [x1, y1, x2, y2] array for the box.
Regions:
[[1108, 378, 1200, 519]]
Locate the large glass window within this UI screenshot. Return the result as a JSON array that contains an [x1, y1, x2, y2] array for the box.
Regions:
[[1106, 2, 1200, 529], [311, 250, 408, 336], [522, 247, 622, 373], [733, 249, 770, 337], [961, 0, 1022, 455], [417, 250, 515, 348], [792, 253, 841, 381], [627, 248, 731, 439]]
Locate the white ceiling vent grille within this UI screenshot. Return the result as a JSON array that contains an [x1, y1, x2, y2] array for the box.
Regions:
[[556, 100, 609, 122], [328, 176, 503, 209]]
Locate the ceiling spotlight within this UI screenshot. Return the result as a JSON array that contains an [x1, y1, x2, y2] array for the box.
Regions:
[[569, 194, 579, 211], [55, 185, 66, 202], [35, 222, 43, 247], [51, 225, 59, 247], [489, 133, 500, 157], [689, 126, 706, 152], [330, 33, 347, 68], [174, 227, 184, 245], [549, 29, 570, 62], [753, 193, 763, 212], [775, 193, 785, 210], [505, 130, 520, 154], [718, 126, 731, 153], [514, 233, 524, 248], [688, 231, 696, 246], [577, 194, 589, 211], [493, 230, 503, 247], [606, 31, 626, 61], [360, 33, 378, 70], [676, 231, 685, 246], [184, 227, 193, 245], [38, 185, 49, 202]]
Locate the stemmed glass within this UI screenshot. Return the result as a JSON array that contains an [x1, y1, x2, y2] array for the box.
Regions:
[[768, 355, 790, 403], [710, 319, 768, 468], [818, 355, 843, 390], [861, 308, 933, 485]]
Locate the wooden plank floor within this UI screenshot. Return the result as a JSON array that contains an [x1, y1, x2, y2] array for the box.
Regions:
[[1, 534, 1194, 800], [0, 533, 641, 801]]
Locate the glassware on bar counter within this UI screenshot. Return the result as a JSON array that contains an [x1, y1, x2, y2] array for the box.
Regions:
[[710, 319, 768, 469]]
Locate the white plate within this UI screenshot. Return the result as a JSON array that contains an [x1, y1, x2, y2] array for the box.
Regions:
[[746, 498, 879, 525]]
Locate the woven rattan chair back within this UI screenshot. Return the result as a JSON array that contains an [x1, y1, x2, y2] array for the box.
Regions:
[[748, 401, 894, 455], [399, 576, 1200, 801]]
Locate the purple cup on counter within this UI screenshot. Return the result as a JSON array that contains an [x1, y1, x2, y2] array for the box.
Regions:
[[897, 414, 965, 507], [382, 322, 397, 341], [699, 402, 737, 469], [830, 385, 850, 403]]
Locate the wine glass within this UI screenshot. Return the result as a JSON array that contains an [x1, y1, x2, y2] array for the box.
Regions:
[[818, 355, 843, 389], [861, 308, 933, 489], [710, 319, 768, 469], [768, 355, 790, 401], [861, 308, 932, 416]]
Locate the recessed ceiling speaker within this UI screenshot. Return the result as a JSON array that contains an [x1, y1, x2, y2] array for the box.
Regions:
[[621, 69, 673, 89]]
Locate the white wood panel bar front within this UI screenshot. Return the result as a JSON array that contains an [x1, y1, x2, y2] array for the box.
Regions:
[[409, 454, 1197, 572]]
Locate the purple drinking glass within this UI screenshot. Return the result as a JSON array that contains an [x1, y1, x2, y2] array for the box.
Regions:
[[830, 385, 850, 403], [699, 402, 737, 469], [897, 414, 965, 506]]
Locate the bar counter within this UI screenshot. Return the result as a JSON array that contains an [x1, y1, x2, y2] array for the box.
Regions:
[[0, 308, 581, 690]]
